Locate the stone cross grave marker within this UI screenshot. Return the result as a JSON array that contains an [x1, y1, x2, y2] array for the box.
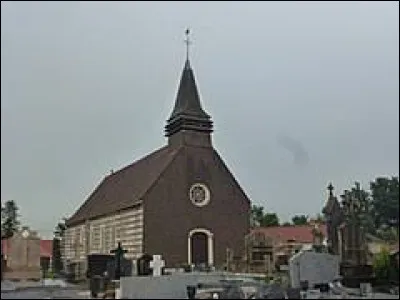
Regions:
[[110, 242, 127, 280], [149, 255, 165, 276]]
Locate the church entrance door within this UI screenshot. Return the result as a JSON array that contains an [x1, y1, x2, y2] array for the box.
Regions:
[[191, 232, 208, 266]]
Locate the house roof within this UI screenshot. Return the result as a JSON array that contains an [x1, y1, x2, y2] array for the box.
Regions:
[[40, 240, 53, 257], [1, 239, 53, 258], [251, 224, 327, 244], [66, 145, 182, 226]]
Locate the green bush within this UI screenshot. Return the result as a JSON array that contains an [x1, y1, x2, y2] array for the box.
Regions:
[[373, 247, 391, 281]]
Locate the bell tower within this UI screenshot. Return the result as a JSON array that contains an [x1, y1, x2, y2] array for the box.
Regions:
[[165, 29, 213, 148]]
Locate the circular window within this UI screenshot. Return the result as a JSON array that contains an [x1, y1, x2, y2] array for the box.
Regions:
[[189, 183, 210, 207]]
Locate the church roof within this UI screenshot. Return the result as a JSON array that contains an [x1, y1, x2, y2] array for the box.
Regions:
[[66, 146, 181, 226]]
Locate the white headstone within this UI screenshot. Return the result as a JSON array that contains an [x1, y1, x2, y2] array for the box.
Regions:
[[149, 255, 165, 276], [131, 259, 138, 276], [360, 283, 372, 297], [289, 250, 340, 288]]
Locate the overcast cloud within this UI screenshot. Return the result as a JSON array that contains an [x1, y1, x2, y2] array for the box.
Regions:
[[1, 1, 398, 238]]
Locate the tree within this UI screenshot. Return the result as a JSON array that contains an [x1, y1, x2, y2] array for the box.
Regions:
[[291, 215, 308, 226], [52, 238, 63, 275], [370, 176, 399, 229], [282, 222, 291, 227], [375, 226, 399, 242], [314, 213, 325, 224], [373, 247, 391, 282], [260, 213, 280, 227], [250, 205, 280, 227], [340, 182, 375, 235], [52, 218, 67, 275], [250, 205, 264, 228], [1, 200, 20, 239], [54, 218, 67, 239]]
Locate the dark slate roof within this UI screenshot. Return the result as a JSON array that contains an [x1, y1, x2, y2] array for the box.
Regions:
[[168, 59, 210, 120], [66, 146, 182, 226], [165, 59, 213, 136]]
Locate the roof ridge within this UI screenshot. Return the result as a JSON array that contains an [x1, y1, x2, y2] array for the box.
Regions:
[[109, 145, 169, 177], [137, 146, 184, 200]]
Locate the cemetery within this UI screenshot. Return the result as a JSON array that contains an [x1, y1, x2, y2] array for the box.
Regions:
[[72, 236, 398, 299], [55, 183, 395, 299], [1, 183, 399, 299], [1, 7, 398, 299]]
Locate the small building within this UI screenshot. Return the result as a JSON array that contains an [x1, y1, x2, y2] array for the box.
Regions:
[[249, 224, 327, 272], [1, 228, 54, 281]]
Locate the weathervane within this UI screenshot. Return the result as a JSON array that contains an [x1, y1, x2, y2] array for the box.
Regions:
[[184, 28, 191, 61]]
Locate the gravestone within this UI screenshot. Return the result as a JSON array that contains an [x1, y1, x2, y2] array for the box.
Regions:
[[87, 254, 114, 278], [322, 182, 373, 288], [323, 183, 344, 255], [131, 259, 138, 276], [137, 254, 152, 276], [339, 184, 373, 287], [110, 242, 128, 280], [3, 228, 41, 280], [259, 283, 286, 299], [285, 287, 301, 299], [289, 250, 340, 289], [149, 255, 165, 276], [106, 257, 133, 279], [360, 282, 372, 297]]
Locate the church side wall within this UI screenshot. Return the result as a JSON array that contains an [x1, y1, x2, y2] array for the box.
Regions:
[[64, 224, 85, 263], [63, 206, 143, 273], [88, 207, 143, 260]]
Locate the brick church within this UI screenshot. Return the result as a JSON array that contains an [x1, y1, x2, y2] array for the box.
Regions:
[[64, 40, 251, 274]]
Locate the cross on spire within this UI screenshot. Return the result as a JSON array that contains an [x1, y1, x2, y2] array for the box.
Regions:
[[184, 28, 191, 62], [327, 183, 334, 196]]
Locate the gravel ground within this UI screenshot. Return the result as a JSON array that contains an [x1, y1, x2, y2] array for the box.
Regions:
[[1, 288, 90, 299]]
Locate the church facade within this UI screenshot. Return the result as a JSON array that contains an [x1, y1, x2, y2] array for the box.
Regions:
[[63, 55, 251, 274]]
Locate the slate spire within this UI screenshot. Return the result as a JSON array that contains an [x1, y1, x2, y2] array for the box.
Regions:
[[165, 30, 213, 137]]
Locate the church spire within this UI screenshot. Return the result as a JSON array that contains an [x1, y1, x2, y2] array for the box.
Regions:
[[184, 28, 191, 62], [165, 29, 213, 139]]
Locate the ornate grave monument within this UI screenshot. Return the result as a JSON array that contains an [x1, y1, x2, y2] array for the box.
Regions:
[[322, 182, 373, 287]]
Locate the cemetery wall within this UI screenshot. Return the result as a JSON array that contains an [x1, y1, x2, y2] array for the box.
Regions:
[[120, 272, 256, 299]]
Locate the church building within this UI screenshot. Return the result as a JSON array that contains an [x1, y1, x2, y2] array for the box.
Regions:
[[64, 36, 251, 274]]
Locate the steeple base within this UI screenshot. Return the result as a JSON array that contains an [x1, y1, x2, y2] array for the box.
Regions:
[[168, 130, 212, 148]]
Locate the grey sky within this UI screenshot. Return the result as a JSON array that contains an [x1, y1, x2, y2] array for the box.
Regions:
[[1, 1, 399, 239]]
